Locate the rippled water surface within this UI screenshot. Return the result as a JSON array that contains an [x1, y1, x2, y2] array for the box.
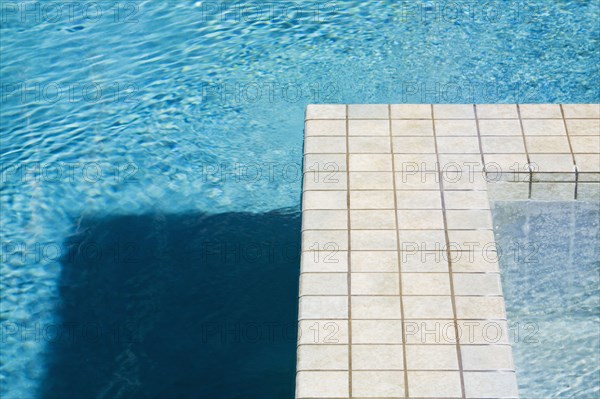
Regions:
[[1, 1, 599, 397], [493, 201, 600, 398]]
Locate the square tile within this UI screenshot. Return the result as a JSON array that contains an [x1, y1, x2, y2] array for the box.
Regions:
[[352, 319, 403, 344], [352, 273, 400, 295], [398, 230, 446, 251], [446, 209, 493, 229], [455, 297, 506, 319], [438, 154, 483, 171], [530, 182, 575, 200], [296, 371, 349, 398], [531, 170, 575, 185], [304, 154, 347, 172], [456, 320, 509, 344], [442, 169, 487, 191], [525, 135, 571, 153], [392, 136, 436, 153], [397, 209, 444, 229], [481, 136, 525, 153], [403, 296, 454, 318], [299, 296, 348, 319], [443, 190, 490, 209], [461, 345, 514, 371], [486, 171, 529, 185], [350, 191, 394, 209], [305, 120, 346, 136], [297, 345, 348, 370], [566, 119, 600, 135], [349, 154, 393, 171], [434, 104, 475, 119], [348, 119, 389, 136], [483, 153, 530, 181], [578, 182, 600, 200], [403, 320, 456, 344], [570, 136, 600, 153], [352, 296, 402, 319], [562, 103, 600, 118], [401, 254, 448, 273], [392, 119, 434, 136], [350, 172, 393, 189], [396, 191, 442, 209], [303, 171, 347, 190], [351, 230, 397, 250], [303, 190, 347, 210], [478, 119, 522, 136], [436, 136, 480, 153], [306, 104, 346, 119], [395, 172, 440, 190], [351, 251, 398, 272], [463, 371, 519, 398], [522, 119, 566, 136], [301, 250, 348, 273], [407, 371, 462, 397], [302, 210, 347, 230], [450, 251, 499, 273], [352, 345, 404, 370], [352, 371, 405, 397], [351, 210, 396, 229], [300, 273, 348, 296], [447, 229, 496, 250], [402, 273, 451, 295], [528, 153, 574, 172], [304, 136, 346, 153], [302, 230, 348, 251], [453, 273, 502, 296], [519, 104, 562, 119], [349, 136, 391, 153], [298, 319, 349, 344], [394, 154, 438, 172], [575, 153, 600, 172], [391, 104, 432, 119], [435, 119, 478, 136], [348, 104, 389, 119], [406, 345, 459, 370], [476, 104, 519, 119]]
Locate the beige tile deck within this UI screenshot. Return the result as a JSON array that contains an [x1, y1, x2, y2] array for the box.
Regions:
[[298, 104, 600, 399]]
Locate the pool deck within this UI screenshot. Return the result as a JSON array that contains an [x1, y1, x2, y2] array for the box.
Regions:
[[297, 104, 600, 398]]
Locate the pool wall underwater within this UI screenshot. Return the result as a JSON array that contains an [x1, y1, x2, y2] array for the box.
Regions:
[[493, 200, 599, 398]]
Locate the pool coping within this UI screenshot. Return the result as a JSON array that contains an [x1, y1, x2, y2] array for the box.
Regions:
[[296, 104, 600, 398]]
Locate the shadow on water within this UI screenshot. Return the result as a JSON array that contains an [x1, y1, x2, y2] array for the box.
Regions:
[[40, 210, 301, 399]]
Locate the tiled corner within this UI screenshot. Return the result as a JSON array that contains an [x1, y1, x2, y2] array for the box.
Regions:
[[298, 104, 599, 399]]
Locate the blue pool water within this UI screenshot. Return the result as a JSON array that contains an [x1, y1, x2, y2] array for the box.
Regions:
[[1, 1, 599, 397], [492, 201, 600, 398]]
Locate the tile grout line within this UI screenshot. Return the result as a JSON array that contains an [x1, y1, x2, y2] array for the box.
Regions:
[[516, 104, 533, 199], [559, 104, 579, 200], [389, 104, 410, 398], [473, 104, 486, 169], [431, 104, 467, 399], [345, 105, 353, 398]]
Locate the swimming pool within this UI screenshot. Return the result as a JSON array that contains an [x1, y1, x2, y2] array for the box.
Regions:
[[492, 201, 600, 398], [1, 1, 599, 398]]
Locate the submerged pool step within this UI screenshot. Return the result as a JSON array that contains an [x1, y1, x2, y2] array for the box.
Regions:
[[296, 104, 600, 399]]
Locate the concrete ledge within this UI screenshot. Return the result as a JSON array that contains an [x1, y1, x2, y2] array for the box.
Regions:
[[296, 104, 600, 398]]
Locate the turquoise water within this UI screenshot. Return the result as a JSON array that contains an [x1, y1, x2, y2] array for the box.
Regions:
[[1, 1, 599, 397], [492, 201, 600, 398]]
